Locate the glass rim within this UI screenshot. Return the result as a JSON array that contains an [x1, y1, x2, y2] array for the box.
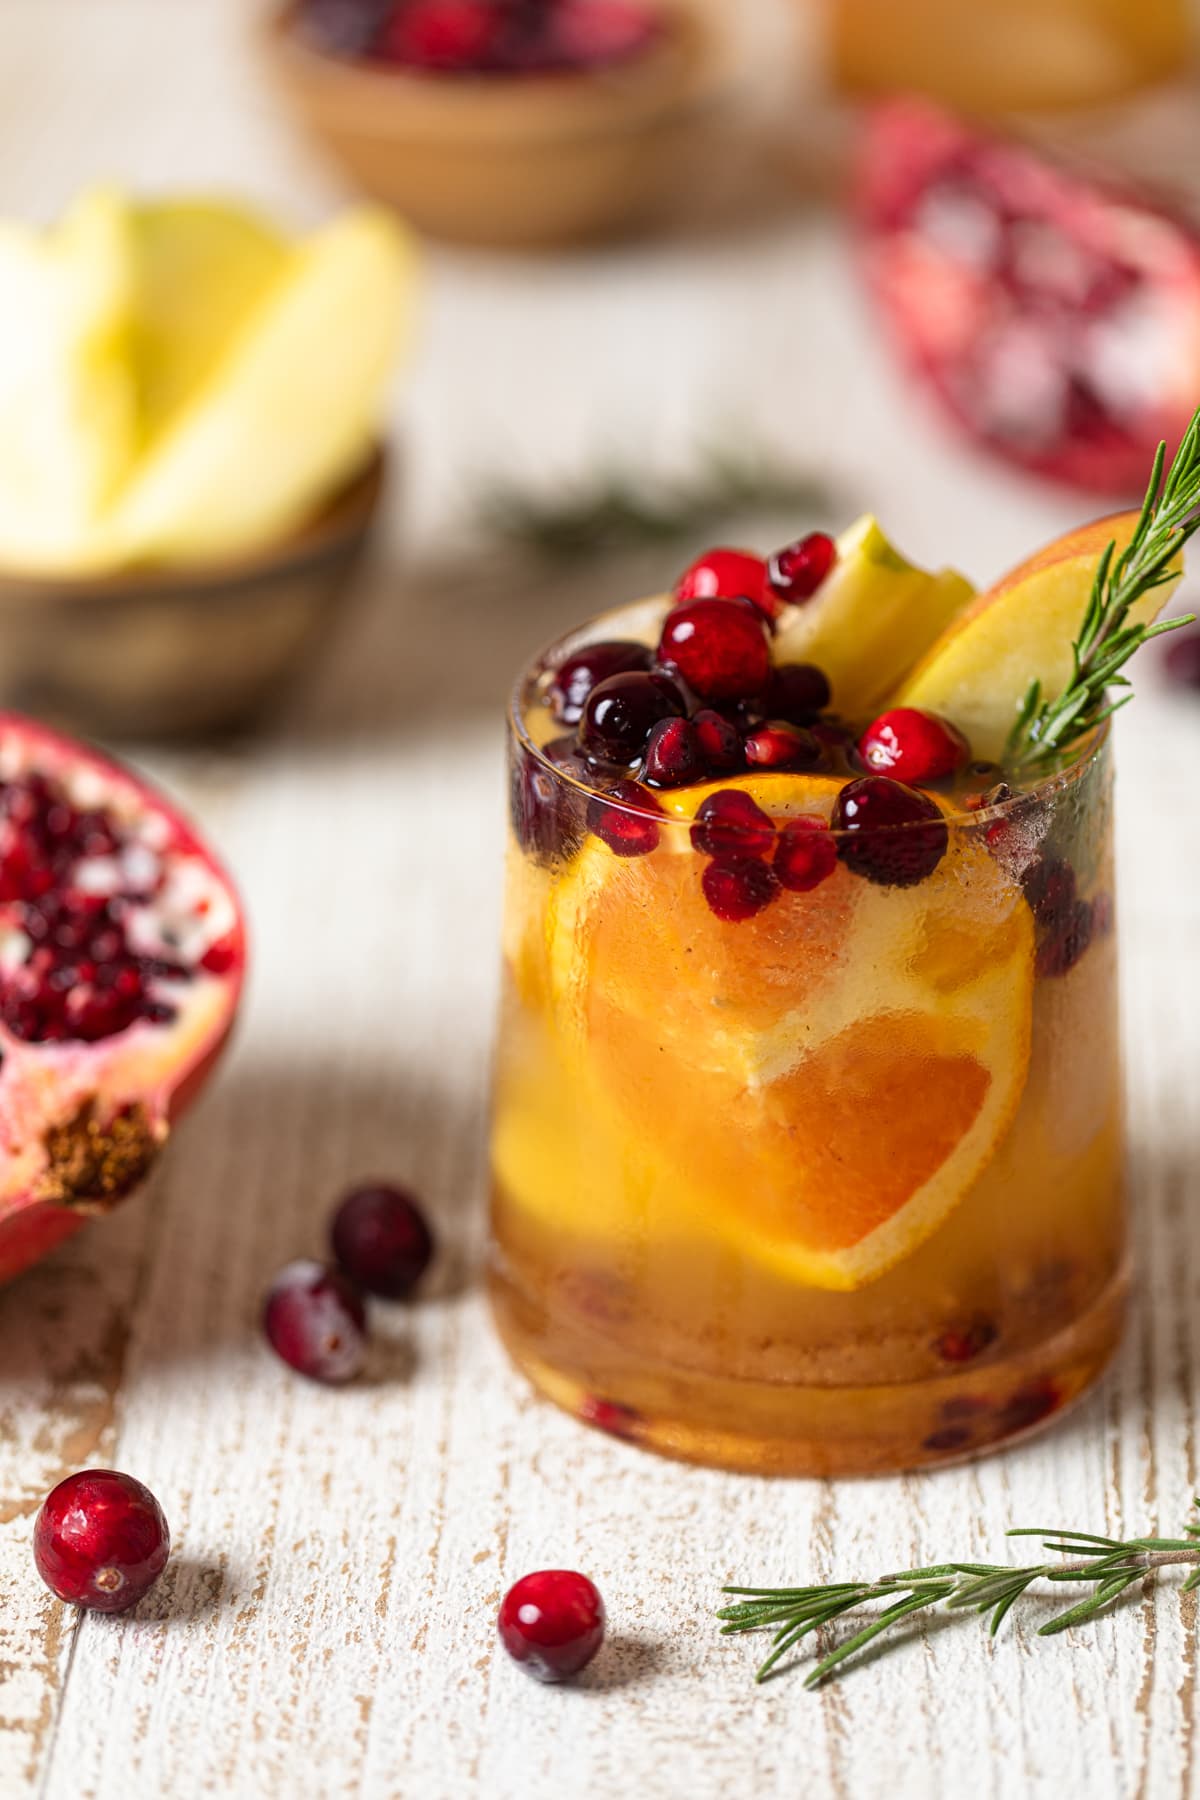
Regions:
[[508, 608, 1111, 835]]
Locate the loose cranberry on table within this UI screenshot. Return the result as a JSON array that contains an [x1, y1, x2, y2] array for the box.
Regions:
[[832, 775, 949, 887], [858, 707, 970, 784], [34, 1470, 170, 1614], [331, 1183, 434, 1299], [498, 1569, 606, 1682], [263, 1260, 368, 1383], [657, 597, 771, 703]]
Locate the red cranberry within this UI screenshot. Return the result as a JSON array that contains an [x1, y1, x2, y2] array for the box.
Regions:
[[832, 776, 948, 887], [547, 640, 653, 726], [702, 855, 779, 922], [510, 737, 586, 867], [263, 1261, 367, 1383], [1165, 629, 1200, 691], [587, 779, 662, 857], [642, 716, 707, 788], [331, 1183, 433, 1299], [579, 671, 684, 765], [774, 816, 837, 892], [674, 546, 768, 608], [768, 662, 832, 723], [549, 0, 660, 68], [691, 708, 743, 771], [743, 722, 821, 771], [998, 1381, 1060, 1434], [657, 598, 771, 703], [34, 1470, 170, 1613], [498, 1569, 606, 1682], [768, 531, 837, 603], [858, 707, 971, 783], [690, 788, 775, 858], [376, 0, 501, 69], [934, 1317, 998, 1363]]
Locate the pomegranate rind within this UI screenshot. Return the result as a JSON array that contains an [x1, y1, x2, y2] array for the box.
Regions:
[[0, 713, 245, 1283], [857, 99, 1200, 495]]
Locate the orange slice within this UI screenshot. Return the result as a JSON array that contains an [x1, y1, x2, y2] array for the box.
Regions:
[[544, 775, 1034, 1290]]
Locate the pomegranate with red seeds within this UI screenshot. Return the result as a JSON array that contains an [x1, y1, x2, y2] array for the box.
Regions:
[[858, 706, 970, 784], [0, 716, 244, 1286], [857, 99, 1200, 493], [34, 1469, 170, 1613]]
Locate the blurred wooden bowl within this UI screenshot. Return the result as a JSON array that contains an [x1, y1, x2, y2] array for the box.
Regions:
[[262, 4, 728, 248], [0, 448, 387, 740]]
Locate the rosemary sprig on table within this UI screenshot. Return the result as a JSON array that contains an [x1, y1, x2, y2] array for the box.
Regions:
[[719, 1503, 1200, 1688], [478, 447, 835, 560], [1007, 410, 1200, 771]]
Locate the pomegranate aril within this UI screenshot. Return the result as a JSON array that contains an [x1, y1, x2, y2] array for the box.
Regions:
[[657, 598, 771, 703], [673, 546, 773, 616], [998, 1381, 1060, 1434], [774, 816, 837, 892], [1036, 897, 1093, 978], [832, 776, 948, 887], [331, 1183, 433, 1299], [498, 1570, 606, 1682], [768, 531, 837, 603], [263, 1260, 367, 1383], [510, 738, 585, 867], [375, 0, 502, 69], [579, 1396, 641, 1439], [768, 662, 831, 724], [642, 716, 707, 789], [858, 707, 971, 784], [690, 788, 775, 859], [743, 722, 821, 771], [934, 1317, 998, 1363], [579, 670, 684, 765], [702, 855, 779, 923], [691, 708, 743, 771], [922, 1425, 972, 1454], [587, 779, 663, 858], [34, 1469, 170, 1614], [547, 639, 653, 726]]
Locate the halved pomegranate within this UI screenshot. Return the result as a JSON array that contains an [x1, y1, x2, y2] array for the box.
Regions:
[[0, 716, 245, 1284], [856, 99, 1200, 494]]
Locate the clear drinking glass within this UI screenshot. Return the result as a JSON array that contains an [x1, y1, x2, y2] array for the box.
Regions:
[[489, 611, 1124, 1476]]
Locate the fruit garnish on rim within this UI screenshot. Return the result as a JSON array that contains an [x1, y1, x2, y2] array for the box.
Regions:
[[491, 417, 1198, 1478]]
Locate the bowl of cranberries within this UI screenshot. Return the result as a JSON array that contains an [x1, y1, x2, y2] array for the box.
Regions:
[[264, 0, 726, 247]]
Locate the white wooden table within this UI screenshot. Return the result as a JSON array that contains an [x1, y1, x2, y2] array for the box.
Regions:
[[3, 4, 1200, 1795]]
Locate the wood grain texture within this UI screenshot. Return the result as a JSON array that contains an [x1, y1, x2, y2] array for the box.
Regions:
[[2, 3, 1200, 1795]]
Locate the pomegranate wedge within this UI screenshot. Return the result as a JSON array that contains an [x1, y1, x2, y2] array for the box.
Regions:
[[0, 716, 245, 1282]]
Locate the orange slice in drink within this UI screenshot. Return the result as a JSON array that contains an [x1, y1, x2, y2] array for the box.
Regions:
[[546, 774, 1034, 1290]]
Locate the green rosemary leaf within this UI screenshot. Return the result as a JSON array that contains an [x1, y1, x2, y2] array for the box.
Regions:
[[803, 1591, 947, 1689]]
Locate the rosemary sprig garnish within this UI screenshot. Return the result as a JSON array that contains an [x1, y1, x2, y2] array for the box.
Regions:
[[1006, 410, 1200, 771], [719, 1502, 1200, 1688], [478, 446, 835, 561]]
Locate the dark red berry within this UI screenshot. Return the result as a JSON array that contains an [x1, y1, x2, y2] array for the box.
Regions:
[[547, 640, 653, 726], [549, 0, 660, 70], [921, 1425, 972, 1454], [702, 855, 779, 922], [642, 716, 707, 788], [934, 1317, 998, 1363], [1036, 897, 1094, 978], [579, 671, 684, 765], [34, 1470, 170, 1613], [376, 0, 501, 69], [774, 816, 837, 892], [657, 598, 771, 703], [743, 722, 821, 771], [691, 708, 744, 771], [998, 1381, 1060, 1435], [1165, 629, 1200, 690], [858, 707, 971, 783], [1023, 855, 1094, 977], [263, 1260, 367, 1383], [588, 779, 662, 857], [331, 1183, 433, 1300], [579, 1396, 641, 1439], [510, 737, 586, 867], [673, 546, 768, 607], [768, 662, 832, 723], [832, 776, 948, 887], [767, 531, 837, 603], [498, 1569, 606, 1682], [690, 788, 775, 858]]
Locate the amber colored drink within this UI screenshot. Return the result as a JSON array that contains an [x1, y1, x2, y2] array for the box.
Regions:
[[489, 608, 1124, 1476]]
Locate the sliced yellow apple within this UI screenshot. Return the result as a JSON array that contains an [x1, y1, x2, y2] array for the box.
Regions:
[[897, 512, 1179, 761], [128, 198, 293, 452], [106, 207, 417, 566], [772, 514, 974, 718], [0, 188, 137, 571]]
